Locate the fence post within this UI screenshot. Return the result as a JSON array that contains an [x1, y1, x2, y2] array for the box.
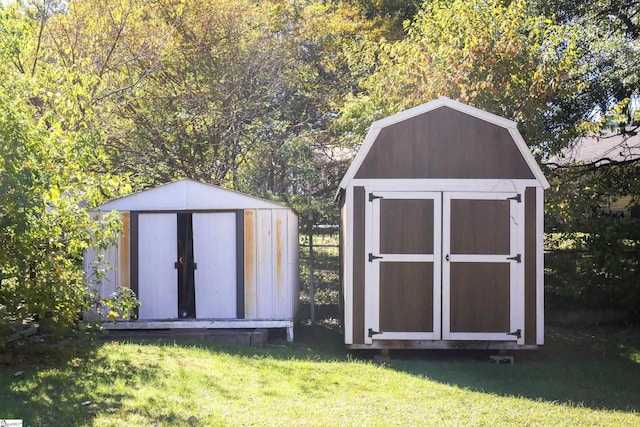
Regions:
[[307, 194, 316, 323]]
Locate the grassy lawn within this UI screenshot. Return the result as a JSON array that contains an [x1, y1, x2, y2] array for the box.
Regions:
[[1, 323, 640, 426]]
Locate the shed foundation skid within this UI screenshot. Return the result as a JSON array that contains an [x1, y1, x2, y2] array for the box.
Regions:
[[102, 320, 294, 344], [347, 341, 537, 351]]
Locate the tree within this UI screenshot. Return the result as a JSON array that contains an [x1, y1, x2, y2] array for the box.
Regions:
[[339, 0, 587, 155], [0, 1, 134, 335]]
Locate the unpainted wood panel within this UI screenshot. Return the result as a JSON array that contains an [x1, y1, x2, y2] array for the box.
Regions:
[[118, 212, 131, 289], [450, 263, 510, 332], [354, 106, 535, 180], [353, 187, 366, 344], [380, 262, 434, 332], [524, 188, 537, 345], [450, 199, 510, 254], [380, 199, 434, 254], [244, 210, 258, 318]]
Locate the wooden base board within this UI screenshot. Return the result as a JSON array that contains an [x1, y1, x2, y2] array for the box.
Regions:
[[96, 319, 294, 342], [347, 340, 538, 350]]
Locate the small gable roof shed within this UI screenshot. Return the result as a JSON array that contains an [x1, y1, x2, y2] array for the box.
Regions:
[[85, 179, 299, 341], [339, 97, 548, 351]]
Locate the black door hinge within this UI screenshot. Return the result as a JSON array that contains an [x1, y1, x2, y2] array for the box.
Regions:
[[507, 254, 522, 263], [368, 328, 382, 338], [369, 193, 383, 202], [507, 329, 521, 339], [508, 194, 522, 203], [368, 253, 383, 262]]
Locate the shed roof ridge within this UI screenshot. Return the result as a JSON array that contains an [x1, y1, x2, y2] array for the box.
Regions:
[[100, 178, 291, 211], [370, 97, 517, 131]]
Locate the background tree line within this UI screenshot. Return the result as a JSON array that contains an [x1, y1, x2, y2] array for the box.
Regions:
[[1, 0, 638, 332]]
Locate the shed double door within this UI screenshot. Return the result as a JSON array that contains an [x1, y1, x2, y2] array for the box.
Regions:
[[137, 212, 237, 320], [365, 191, 524, 345]]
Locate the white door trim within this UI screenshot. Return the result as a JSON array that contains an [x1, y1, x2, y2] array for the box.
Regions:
[[365, 190, 442, 343], [442, 192, 525, 344]]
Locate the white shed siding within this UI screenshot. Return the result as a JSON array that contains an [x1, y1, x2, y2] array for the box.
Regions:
[[256, 209, 275, 319], [84, 179, 299, 331], [243, 209, 298, 320]]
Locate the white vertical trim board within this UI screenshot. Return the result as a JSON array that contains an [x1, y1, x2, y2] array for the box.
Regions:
[[432, 194, 443, 340], [343, 186, 354, 344], [441, 192, 453, 340], [363, 187, 376, 344], [510, 195, 525, 345]]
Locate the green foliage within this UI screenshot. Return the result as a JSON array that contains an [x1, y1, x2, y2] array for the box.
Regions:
[[299, 233, 340, 306], [0, 2, 134, 335], [545, 162, 640, 313], [1, 0, 638, 321], [339, 0, 589, 153]]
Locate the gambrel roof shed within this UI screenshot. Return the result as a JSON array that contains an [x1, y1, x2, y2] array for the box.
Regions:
[[339, 97, 548, 351]]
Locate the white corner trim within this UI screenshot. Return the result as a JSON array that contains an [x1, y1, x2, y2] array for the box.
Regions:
[[338, 127, 382, 189], [507, 128, 550, 189], [536, 187, 545, 345], [343, 186, 354, 344]]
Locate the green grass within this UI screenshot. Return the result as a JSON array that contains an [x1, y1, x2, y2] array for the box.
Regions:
[[1, 324, 640, 426]]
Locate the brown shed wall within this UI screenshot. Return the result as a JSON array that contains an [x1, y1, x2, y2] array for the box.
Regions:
[[346, 188, 541, 346], [354, 107, 535, 180]]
